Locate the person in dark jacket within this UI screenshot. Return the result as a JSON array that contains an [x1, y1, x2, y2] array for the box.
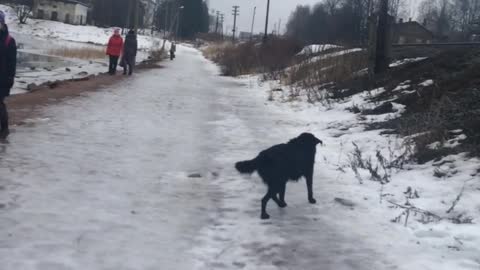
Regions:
[[106, 28, 123, 75], [122, 30, 137, 76], [0, 10, 17, 139], [170, 42, 176, 60]]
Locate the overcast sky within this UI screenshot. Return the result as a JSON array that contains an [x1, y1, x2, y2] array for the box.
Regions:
[[209, 0, 321, 35], [209, 0, 419, 35]]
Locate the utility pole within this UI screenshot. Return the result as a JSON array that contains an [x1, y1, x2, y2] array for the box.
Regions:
[[374, 0, 389, 74], [263, 0, 270, 43], [133, 0, 139, 33], [250, 6, 256, 40], [125, 0, 132, 33], [219, 13, 225, 39], [215, 11, 220, 34], [175, 6, 184, 41], [164, 1, 169, 38], [232, 5, 239, 42], [277, 19, 281, 36]]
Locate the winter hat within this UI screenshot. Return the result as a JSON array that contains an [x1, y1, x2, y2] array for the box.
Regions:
[[0, 11, 5, 24]]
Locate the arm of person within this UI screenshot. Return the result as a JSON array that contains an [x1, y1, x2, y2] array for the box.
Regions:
[[134, 40, 138, 56], [106, 37, 112, 55], [6, 38, 17, 88]]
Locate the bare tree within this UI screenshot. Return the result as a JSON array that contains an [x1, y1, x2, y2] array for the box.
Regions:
[[15, 4, 33, 24], [0, 0, 33, 24]]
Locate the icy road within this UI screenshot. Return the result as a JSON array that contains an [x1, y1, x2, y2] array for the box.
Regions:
[[0, 46, 401, 270]]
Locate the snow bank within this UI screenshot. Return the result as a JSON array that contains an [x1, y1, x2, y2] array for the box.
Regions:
[[297, 44, 343, 55], [390, 57, 428, 68], [0, 4, 161, 50]]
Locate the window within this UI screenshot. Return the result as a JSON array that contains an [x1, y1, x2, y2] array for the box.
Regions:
[[51, 11, 58, 21], [65, 14, 70, 24]]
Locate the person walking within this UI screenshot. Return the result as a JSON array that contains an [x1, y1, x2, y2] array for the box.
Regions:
[[170, 42, 176, 60], [0, 10, 17, 140], [106, 28, 123, 75], [122, 30, 138, 76]]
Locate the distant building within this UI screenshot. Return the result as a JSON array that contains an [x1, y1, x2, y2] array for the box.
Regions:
[[393, 19, 434, 44], [33, 0, 89, 25], [239, 31, 252, 41]]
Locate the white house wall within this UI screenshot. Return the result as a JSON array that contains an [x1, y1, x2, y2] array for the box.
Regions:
[[34, 1, 88, 25]]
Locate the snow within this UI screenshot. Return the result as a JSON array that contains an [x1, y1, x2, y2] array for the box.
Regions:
[[231, 73, 480, 268], [390, 57, 428, 68], [0, 4, 168, 95], [0, 43, 479, 269], [308, 48, 364, 63], [419, 79, 434, 87], [1, 4, 161, 50], [297, 44, 343, 55]]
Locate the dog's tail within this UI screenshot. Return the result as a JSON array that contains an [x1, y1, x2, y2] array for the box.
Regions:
[[235, 158, 259, 174]]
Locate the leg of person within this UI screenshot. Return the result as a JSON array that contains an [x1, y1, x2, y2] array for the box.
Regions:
[[112, 56, 119, 75], [108, 55, 114, 74], [0, 96, 9, 139], [128, 57, 135, 75], [128, 63, 134, 75]]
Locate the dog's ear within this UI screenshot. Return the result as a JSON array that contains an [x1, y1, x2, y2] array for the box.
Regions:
[[315, 138, 323, 145]]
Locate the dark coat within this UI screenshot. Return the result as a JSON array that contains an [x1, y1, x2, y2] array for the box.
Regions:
[[123, 33, 137, 64], [0, 25, 17, 97]]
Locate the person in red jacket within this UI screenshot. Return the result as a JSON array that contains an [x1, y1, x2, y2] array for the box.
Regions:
[[106, 28, 123, 75]]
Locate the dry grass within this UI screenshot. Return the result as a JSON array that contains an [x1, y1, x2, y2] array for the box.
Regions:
[[286, 50, 367, 87], [47, 47, 107, 60], [204, 37, 302, 77]]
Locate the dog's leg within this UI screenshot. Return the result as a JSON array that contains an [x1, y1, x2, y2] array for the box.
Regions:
[[306, 173, 317, 204], [271, 192, 286, 208], [278, 183, 287, 208], [261, 191, 273, 219]]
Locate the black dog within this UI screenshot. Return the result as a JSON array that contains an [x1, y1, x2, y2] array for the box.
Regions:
[[235, 133, 323, 219]]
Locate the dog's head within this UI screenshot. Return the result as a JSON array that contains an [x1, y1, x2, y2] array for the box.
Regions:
[[293, 133, 323, 147]]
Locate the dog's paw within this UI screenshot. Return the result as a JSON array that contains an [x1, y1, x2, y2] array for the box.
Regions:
[[278, 201, 288, 208], [261, 213, 270, 220], [309, 198, 317, 204]]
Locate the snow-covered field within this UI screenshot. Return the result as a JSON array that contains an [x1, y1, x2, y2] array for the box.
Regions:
[[1, 5, 161, 49], [1, 4, 166, 95]]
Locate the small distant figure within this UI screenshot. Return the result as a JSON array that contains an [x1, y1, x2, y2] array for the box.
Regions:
[[122, 30, 138, 76], [170, 42, 176, 60], [0, 10, 17, 140], [106, 28, 123, 75]]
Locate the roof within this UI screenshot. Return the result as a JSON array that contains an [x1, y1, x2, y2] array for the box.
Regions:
[[395, 21, 434, 37], [41, 0, 89, 7]]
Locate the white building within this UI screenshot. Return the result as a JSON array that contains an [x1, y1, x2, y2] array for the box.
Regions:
[[33, 0, 89, 25]]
